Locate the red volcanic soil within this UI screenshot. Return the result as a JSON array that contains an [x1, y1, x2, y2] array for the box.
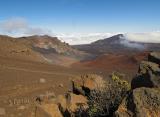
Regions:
[[73, 52, 149, 78]]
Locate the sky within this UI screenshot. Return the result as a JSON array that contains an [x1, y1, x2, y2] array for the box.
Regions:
[[0, 0, 160, 44]]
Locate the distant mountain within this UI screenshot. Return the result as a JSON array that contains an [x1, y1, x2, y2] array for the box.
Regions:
[[0, 35, 90, 66], [73, 34, 160, 55], [23, 35, 92, 66], [20, 35, 88, 58], [0, 35, 45, 62]]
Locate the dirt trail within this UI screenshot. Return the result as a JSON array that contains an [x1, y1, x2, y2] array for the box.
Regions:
[[1, 65, 75, 77]]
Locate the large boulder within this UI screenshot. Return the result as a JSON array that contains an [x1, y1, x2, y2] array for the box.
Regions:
[[132, 61, 160, 89], [66, 93, 88, 116], [35, 103, 63, 117], [57, 93, 88, 116], [66, 93, 88, 113], [148, 52, 160, 65], [72, 74, 105, 95], [115, 87, 160, 117], [138, 61, 160, 75]]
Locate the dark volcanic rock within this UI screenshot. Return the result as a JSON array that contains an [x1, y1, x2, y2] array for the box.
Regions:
[[132, 61, 160, 89], [115, 87, 160, 117], [148, 52, 160, 65]]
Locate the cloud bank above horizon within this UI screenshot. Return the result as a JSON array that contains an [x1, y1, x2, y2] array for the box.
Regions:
[[57, 33, 117, 45], [0, 18, 52, 37], [0, 18, 160, 45], [123, 32, 160, 43]]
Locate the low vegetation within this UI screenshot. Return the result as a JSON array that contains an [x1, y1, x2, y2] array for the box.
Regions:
[[86, 72, 131, 117]]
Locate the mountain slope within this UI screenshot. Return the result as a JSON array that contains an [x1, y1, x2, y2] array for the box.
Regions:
[[73, 34, 160, 55], [0, 35, 90, 66], [19, 35, 86, 58], [0, 35, 44, 62], [21, 35, 91, 66]]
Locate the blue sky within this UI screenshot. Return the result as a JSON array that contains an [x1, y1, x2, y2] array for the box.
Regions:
[[0, 0, 160, 33], [0, 0, 160, 44]]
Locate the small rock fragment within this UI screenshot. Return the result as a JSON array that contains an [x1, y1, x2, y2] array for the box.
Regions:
[[39, 78, 46, 83], [59, 84, 64, 88]]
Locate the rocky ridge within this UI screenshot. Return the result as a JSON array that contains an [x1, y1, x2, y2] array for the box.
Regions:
[[116, 52, 160, 117]]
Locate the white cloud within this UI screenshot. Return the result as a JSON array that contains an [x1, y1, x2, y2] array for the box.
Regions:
[[0, 18, 28, 33], [119, 36, 145, 49], [0, 18, 116, 44], [54, 32, 160, 45], [0, 17, 52, 37], [1, 18, 160, 45], [123, 31, 160, 43], [57, 33, 117, 45], [25, 27, 53, 36]]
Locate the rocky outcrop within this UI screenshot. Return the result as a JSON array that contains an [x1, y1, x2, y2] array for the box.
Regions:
[[66, 93, 88, 116], [34, 74, 104, 117], [57, 93, 88, 117], [36, 103, 63, 117], [148, 52, 160, 65], [132, 60, 160, 89], [115, 87, 160, 117], [72, 74, 105, 96], [116, 51, 160, 117], [34, 73, 131, 117], [35, 93, 88, 117], [132, 88, 160, 117]]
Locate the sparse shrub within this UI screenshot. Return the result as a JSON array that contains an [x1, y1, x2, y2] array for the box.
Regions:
[[86, 72, 131, 117], [111, 72, 131, 91]]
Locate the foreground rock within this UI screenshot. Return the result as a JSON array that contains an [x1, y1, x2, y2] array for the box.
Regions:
[[33, 55, 160, 117], [115, 87, 160, 117], [33, 74, 105, 117], [34, 73, 131, 117], [118, 52, 160, 117], [148, 52, 160, 65], [72, 74, 105, 96], [57, 93, 88, 116], [36, 103, 63, 117], [66, 93, 88, 116], [132, 61, 160, 89], [35, 92, 88, 117]]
